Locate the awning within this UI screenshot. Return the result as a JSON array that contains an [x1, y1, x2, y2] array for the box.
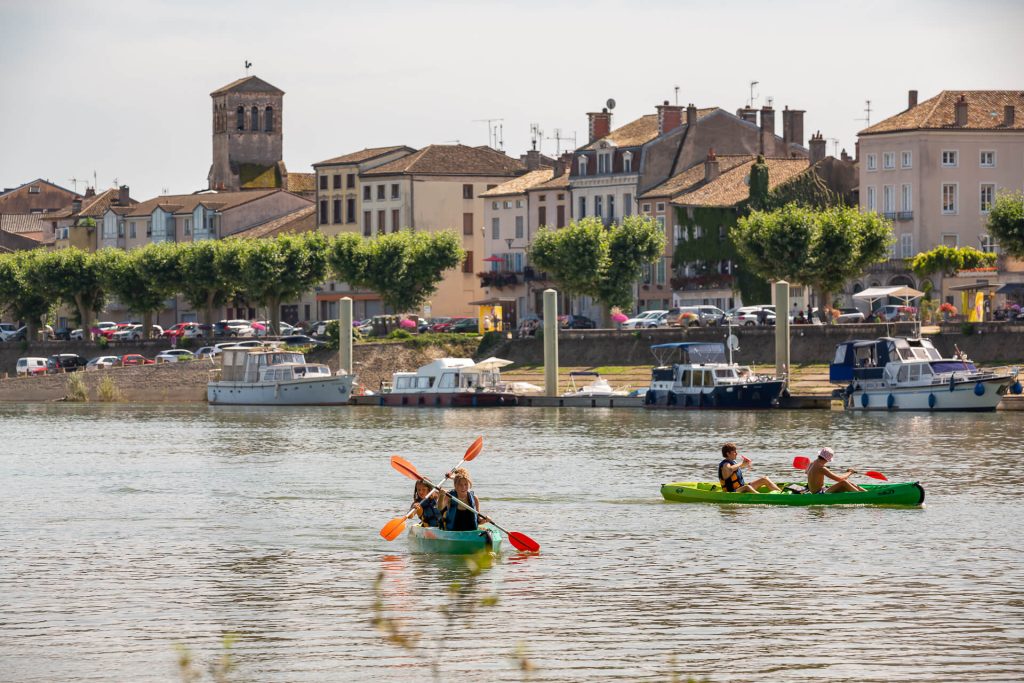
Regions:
[[853, 285, 924, 308], [467, 297, 517, 306], [995, 283, 1024, 295], [948, 283, 999, 292]]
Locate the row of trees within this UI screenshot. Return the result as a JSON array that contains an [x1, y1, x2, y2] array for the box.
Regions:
[[0, 231, 464, 341]]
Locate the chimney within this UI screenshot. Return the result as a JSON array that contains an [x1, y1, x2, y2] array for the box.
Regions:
[[809, 131, 826, 165], [908, 89, 918, 109], [117, 185, 130, 206], [686, 103, 698, 128], [84, 187, 96, 198], [782, 106, 805, 151], [955, 94, 968, 127], [760, 105, 775, 154], [524, 149, 542, 171], [71, 198, 82, 213], [587, 108, 612, 143], [840, 148, 852, 162], [704, 148, 720, 183], [657, 101, 684, 135], [1004, 105, 1016, 127], [736, 107, 758, 124]]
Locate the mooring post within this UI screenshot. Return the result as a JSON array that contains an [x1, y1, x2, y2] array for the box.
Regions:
[[543, 289, 559, 396], [774, 281, 790, 385], [339, 297, 353, 375]]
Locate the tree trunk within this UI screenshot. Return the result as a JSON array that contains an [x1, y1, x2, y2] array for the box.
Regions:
[[76, 294, 92, 341], [205, 292, 215, 335], [816, 287, 832, 323], [143, 311, 154, 339], [269, 296, 281, 336]]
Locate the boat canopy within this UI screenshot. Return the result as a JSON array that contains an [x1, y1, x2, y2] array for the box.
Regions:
[[650, 342, 726, 366], [853, 285, 924, 310]]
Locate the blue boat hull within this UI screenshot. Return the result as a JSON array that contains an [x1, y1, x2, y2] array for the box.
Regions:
[[644, 381, 785, 409]]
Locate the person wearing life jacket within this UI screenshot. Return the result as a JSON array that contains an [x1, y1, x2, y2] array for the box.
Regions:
[[806, 447, 866, 494], [411, 480, 442, 527], [438, 468, 489, 531], [718, 442, 781, 493]]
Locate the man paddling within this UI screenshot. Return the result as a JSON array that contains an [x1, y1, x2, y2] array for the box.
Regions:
[[718, 443, 781, 493], [806, 447, 866, 494]]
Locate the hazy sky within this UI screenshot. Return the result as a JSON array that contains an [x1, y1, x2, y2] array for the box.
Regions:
[[2, 0, 1021, 199]]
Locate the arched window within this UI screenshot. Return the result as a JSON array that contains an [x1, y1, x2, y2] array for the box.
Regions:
[[236, 106, 245, 130], [251, 106, 259, 131], [264, 106, 274, 132]]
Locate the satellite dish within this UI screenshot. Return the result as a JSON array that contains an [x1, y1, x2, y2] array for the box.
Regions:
[[606, 98, 616, 110], [727, 334, 740, 351]]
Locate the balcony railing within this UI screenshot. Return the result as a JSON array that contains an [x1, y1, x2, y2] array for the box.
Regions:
[[896, 211, 913, 221], [477, 271, 521, 289]]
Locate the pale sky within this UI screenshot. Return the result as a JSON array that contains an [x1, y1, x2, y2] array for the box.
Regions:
[[1, 0, 1021, 200]]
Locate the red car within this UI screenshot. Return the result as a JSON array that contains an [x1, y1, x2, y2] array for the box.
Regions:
[[100, 323, 134, 340], [121, 354, 155, 366], [162, 322, 201, 339]]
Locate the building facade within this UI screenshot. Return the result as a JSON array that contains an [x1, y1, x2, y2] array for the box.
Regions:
[[313, 146, 416, 238]]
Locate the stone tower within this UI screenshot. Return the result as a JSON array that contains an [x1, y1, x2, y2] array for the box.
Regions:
[[208, 76, 284, 191]]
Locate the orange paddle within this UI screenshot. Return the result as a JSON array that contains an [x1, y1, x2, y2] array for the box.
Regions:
[[792, 456, 888, 481]]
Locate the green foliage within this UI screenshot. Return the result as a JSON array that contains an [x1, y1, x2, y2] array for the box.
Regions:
[[672, 206, 770, 304], [235, 232, 329, 333], [0, 252, 50, 336], [97, 375, 121, 402], [986, 190, 1024, 258], [104, 243, 182, 326], [529, 215, 664, 311], [386, 328, 413, 340], [96, 336, 108, 349], [175, 240, 238, 325], [25, 247, 113, 340], [765, 168, 844, 210], [64, 372, 88, 402], [476, 330, 506, 357], [909, 245, 996, 278], [328, 230, 464, 312], [747, 155, 769, 209], [77, 216, 97, 228]]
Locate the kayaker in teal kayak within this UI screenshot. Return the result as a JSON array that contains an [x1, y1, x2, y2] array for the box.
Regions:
[[719, 443, 781, 493], [806, 447, 866, 494], [411, 480, 442, 527], [438, 468, 490, 531]]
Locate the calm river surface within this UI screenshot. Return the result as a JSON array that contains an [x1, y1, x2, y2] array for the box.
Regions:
[[2, 404, 1023, 682]]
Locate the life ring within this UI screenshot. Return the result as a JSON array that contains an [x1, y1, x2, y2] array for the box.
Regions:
[[861, 393, 869, 407], [974, 382, 985, 396], [928, 393, 936, 409]]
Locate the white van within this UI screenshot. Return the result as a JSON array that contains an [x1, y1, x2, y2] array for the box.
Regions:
[[16, 357, 48, 376]]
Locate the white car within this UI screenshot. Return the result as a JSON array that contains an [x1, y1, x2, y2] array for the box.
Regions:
[[193, 346, 222, 359], [111, 324, 144, 341], [86, 355, 121, 371], [154, 349, 195, 363], [71, 321, 118, 341], [0, 323, 19, 341], [622, 310, 668, 329], [16, 357, 48, 375], [224, 319, 255, 337], [729, 306, 777, 326]]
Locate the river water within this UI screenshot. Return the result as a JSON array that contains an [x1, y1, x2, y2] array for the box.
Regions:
[[2, 404, 1022, 682]]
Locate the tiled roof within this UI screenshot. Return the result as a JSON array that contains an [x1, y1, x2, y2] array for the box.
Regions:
[[363, 144, 526, 177], [314, 146, 414, 166], [122, 189, 282, 218], [47, 188, 138, 219], [210, 75, 284, 96], [480, 169, 554, 197], [285, 172, 316, 193], [0, 228, 44, 252], [672, 157, 810, 208], [584, 108, 718, 150], [1, 213, 53, 233], [641, 155, 753, 200], [532, 172, 571, 190], [861, 90, 1024, 135], [228, 205, 316, 239]]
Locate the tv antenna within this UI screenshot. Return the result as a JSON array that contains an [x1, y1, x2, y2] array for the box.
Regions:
[[546, 128, 577, 155], [473, 118, 504, 150], [674, 85, 680, 106], [828, 137, 840, 156], [529, 123, 544, 152], [747, 80, 759, 108], [67, 177, 83, 192], [244, 60, 252, 76], [606, 98, 616, 110], [855, 99, 872, 127]]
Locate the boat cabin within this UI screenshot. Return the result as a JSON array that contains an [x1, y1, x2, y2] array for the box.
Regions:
[[649, 342, 760, 388], [829, 337, 976, 384], [388, 358, 503, 394], [259, 362, 332, 382], [221, 347, 307, 382]]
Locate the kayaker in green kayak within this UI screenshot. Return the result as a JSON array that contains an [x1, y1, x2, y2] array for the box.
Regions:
[[438, 468, 490, 531], [719, 443, 781, 493], [806, 447, 867, 494], [411, 480, 442, 527]]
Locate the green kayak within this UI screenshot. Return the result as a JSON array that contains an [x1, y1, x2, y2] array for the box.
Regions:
[[406, 523, 503, 554], [661, 481, 925, 507]]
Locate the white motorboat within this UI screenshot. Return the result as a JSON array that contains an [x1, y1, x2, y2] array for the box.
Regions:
[[830, 336, 1019, 411], [562, 371, 629, 397], [208, 344, 354, 405], [379, 357, 518, 407]]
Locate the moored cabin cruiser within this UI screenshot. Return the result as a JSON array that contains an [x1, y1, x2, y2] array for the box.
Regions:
[[379, 357, 518, 407], [644, 342, 786, 409], [830, 336, 1020, 411], [208, 344, 354, 405]]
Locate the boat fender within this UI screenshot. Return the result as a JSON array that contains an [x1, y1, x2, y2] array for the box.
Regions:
[[949, 374, 956, 392], [644, 389, 656, 405], [974, 382, 985, 396], [928, 393, 936, 409], [472, 395, 478, 407], [667, 392, 677, 406], [1013, 381, 1023, 395], [887, 393, 895, 410], [498, 396, 504, 406], [379, 395, 385, 407], [861, 392, 869, 407]]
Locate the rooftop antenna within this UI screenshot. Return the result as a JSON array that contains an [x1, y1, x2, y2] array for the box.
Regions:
[[498, 122, 504, 152], [748, 80, 759, 108], [828, 137, 840, 156], [855, 99, 872, 127], [546, 128, 576, 155], [112, 177, 119, 187], [244, 60, 252, 76], [674, 85, 680, 106], [766, 95, 774, 108], [530, 123, 544, 152], [67, 177, 82, 192], [473, 118, 504, 149], [443, 139, 461, 144]]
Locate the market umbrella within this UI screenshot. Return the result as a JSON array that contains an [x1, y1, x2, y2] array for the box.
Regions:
[[473, 357, 514, 371], [482, 255, 504, 262]]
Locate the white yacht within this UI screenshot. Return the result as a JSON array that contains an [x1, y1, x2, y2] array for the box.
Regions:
[[380, 357, 518, 407], [830, 336, 1019, 411], [643, 342, 785, 409], [208, 345, 354, 405]]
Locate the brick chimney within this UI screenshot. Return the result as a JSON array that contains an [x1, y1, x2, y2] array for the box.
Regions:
[[588, 108, 612, 143], [117, 185, 130, 206], [840, 148, 852, 162], [781, 106, 805, 151], [760, 105, 775, 154], [736, 107, 758, 124], [657, 101, 684, 135], [84, 187, 96, 198], [908, 89, 918, 109], [955, 94, 968, 127], [686, 103, 698, 128], [1004, 105, 1016, 127], [809, 131, 826, 165], [704, 148, 720, 183], [524, 149, 542, 171]]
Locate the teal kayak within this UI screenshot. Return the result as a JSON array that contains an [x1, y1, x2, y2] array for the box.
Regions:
[[661, 481, 925, 507], [406, 523, 503, 554]]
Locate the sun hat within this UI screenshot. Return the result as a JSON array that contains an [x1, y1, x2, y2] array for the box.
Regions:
[[817, 447, 835, 462]]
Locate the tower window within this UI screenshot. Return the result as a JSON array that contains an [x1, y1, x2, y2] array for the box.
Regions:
[[236, 106, 245, 130], [264, 106, 274, 132], [251, 106, 259, 131]]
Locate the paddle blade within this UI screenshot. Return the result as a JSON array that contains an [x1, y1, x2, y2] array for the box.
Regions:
[[380, 516, 408, 541], [507, 531, 540, 553], [463, 436, 484, 462], [865, 470, 888, 481], [391, 455, 422, 481], [793, 456, 811, 470]]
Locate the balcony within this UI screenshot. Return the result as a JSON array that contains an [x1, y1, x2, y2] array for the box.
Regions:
[[670, 274, 735, 291], [896, 211, 913, 221], [477, 271, 521, 289]]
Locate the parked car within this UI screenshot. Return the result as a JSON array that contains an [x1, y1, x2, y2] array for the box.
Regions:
[[0, 323, 18, 341], [47, 353, 88, 373], [163, 322, 202, 339], [121, 354, 155, 366], [86, 355, 121, 371], [3, 326, 27, 342], [281, 334, 324, 347], [112, 324, 143, 341], [16, 357, 48, 376], [730, 305, 776, 326], [562, 314, 598, 329], [306, 320, 329, 337], [53, 327, 74, 341], [449, 317, 481, 333], [193, 346, 222, 359], [223, 319, 255, 337], [622, 310, 667, 329], [70, 321, 118, 341], [155, 349, 195, 363]]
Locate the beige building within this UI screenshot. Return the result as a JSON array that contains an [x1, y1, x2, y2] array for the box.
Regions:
[[50, 186, 136, 252], [313, 146, 416, 238], [316, 144, 525, 319], [857, 89, 1024, 300]]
